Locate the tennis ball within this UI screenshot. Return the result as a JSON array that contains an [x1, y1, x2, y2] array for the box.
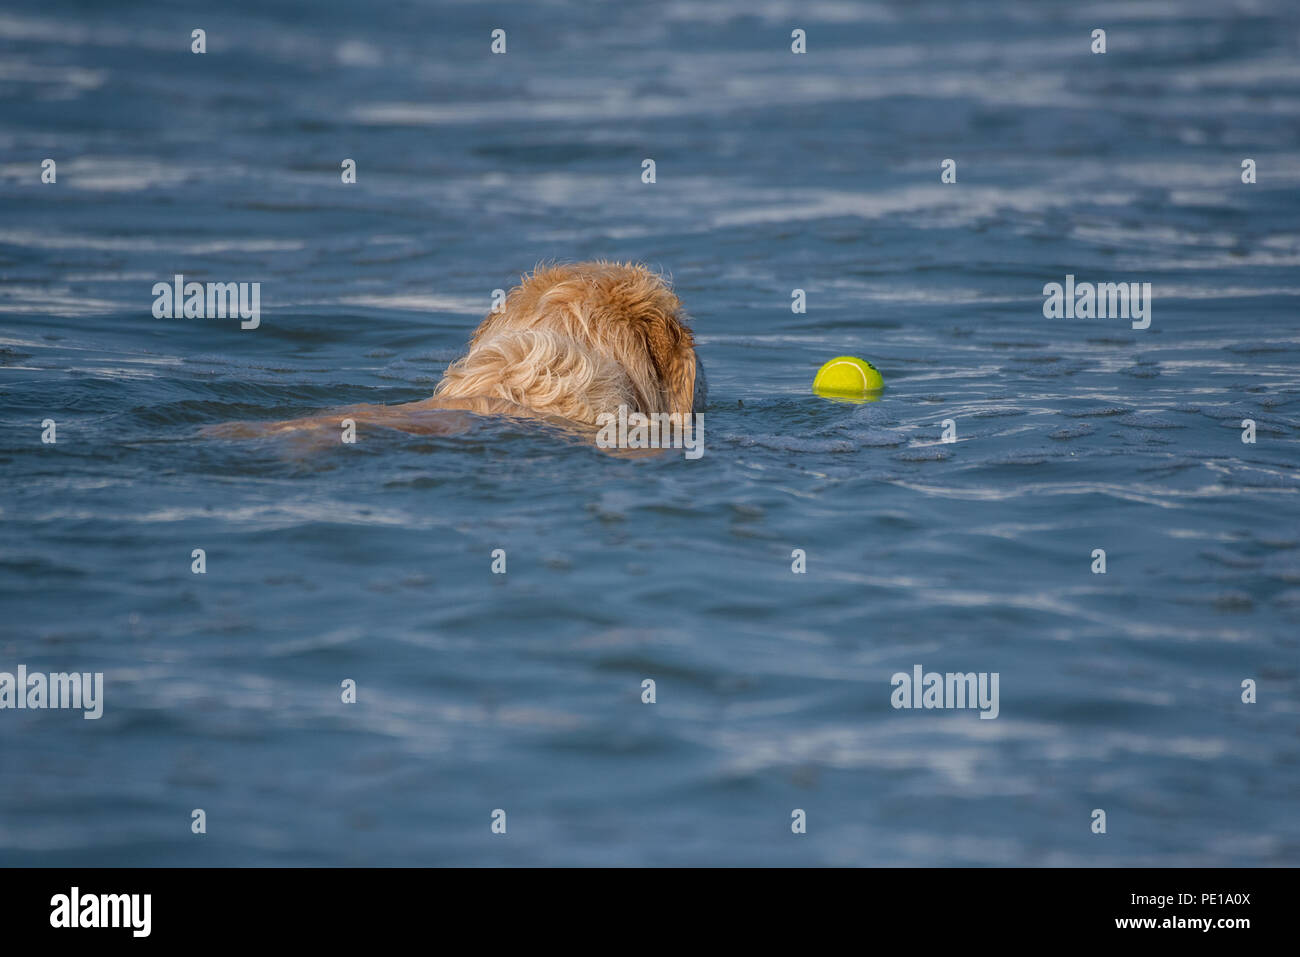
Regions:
[[812, 356, 884, 399]]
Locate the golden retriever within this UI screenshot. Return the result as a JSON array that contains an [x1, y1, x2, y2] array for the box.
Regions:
[[204, 261, 705, 439]]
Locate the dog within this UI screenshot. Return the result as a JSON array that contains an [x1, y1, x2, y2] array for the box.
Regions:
[[204, 261, 705, 439]]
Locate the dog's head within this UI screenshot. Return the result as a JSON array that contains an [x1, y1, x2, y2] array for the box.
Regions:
[[435, 262, 703, 423]]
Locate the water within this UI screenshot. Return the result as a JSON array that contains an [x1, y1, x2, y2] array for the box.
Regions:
[[1, 0, 1298, 866]]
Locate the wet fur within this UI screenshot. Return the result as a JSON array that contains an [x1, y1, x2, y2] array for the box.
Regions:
[[204, 261, 704, 440]]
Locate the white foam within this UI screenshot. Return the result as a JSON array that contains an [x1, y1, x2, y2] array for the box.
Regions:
[[333, 294, 486, 315]]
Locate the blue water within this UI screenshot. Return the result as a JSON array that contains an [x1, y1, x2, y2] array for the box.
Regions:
[[2, 0, 1298, 866]]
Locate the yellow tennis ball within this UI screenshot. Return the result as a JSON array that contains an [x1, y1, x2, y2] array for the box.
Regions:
[[812, 356, 883, 398]]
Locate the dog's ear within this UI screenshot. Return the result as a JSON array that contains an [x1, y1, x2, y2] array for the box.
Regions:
[[618, 268, 696, 415], [642, 313, 698, 415]]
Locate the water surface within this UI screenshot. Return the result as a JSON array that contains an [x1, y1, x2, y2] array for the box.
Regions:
[[1, 0, 1298, 865]]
